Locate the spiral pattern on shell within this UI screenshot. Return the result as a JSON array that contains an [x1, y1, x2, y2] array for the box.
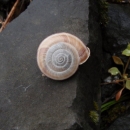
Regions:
[[37, 32, 90, 80]]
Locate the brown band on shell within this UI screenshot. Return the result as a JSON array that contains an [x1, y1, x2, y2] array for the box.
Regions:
[[37, 48, 48, 73]]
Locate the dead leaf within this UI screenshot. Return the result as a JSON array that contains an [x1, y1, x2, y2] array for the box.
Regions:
[[112, 56, 124, 66], [116, 88, 124, 101]]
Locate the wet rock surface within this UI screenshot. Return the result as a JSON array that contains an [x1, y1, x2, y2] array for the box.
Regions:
[[0, 0, 101, 130]]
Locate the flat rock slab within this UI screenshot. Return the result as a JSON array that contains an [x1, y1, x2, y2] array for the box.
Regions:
[[0, 0, 101, 130]]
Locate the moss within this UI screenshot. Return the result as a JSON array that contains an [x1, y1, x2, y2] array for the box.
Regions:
[[89, 101, 100, 125], [101, 103, 127, 130], [89, 110, 99, 124], [98, 0, 109, 26]]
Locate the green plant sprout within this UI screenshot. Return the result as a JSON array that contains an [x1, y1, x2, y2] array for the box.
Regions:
[[105, 43, 130, 101], [101, 93, 129, 112]]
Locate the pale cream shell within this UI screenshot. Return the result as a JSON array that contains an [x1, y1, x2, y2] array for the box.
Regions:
[[37, 32, 90, 80]]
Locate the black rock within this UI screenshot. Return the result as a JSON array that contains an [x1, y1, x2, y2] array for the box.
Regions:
[[0, 0, 9, 5], [103, 4, 130, 53], [107, 114, 130, 130]]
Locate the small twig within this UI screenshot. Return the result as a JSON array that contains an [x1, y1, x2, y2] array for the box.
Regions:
[[19, 0, 25, 14], [102, 91, 118, 104], [101, 79, 124, 86], [123, 57, 130, 75], [0, 0, 20, 32], [101, 82, 123, 86]]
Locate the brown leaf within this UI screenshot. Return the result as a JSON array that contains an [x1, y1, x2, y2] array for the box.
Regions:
[[126, 79, 130, 90], [116, 88, 124, 101], [112, 56, 124, 66]]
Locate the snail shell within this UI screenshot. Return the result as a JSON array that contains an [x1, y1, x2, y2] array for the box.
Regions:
[[37, 32, 90, 80]]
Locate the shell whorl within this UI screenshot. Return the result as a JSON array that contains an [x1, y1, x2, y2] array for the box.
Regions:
[[37, 32, 90, 80]]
